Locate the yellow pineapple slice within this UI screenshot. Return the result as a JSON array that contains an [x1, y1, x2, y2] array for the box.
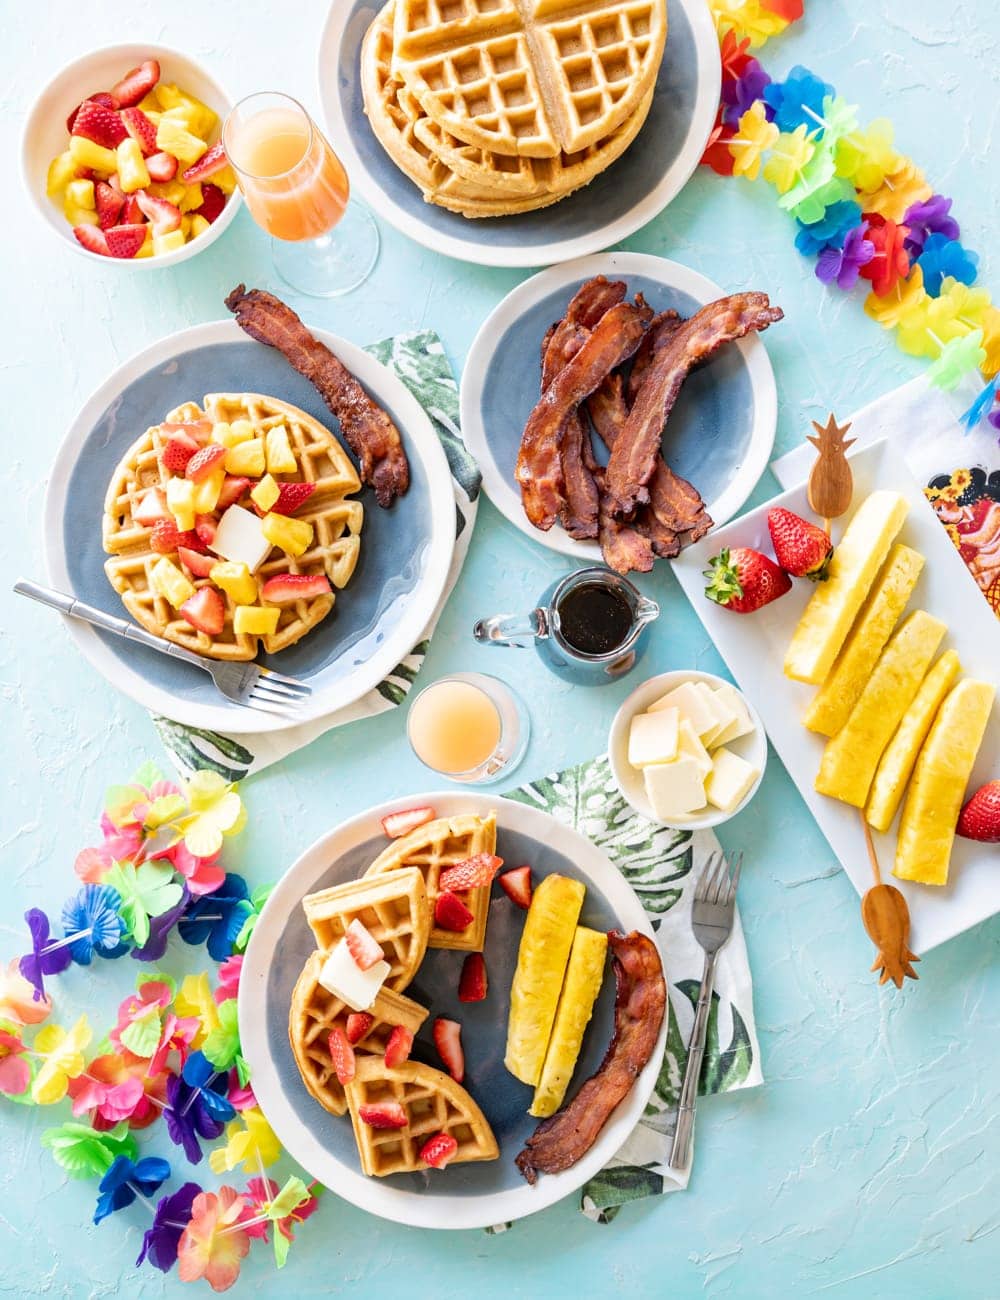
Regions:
[[530, 926, 607, 1118], [803, 544, 924, 736], [814, 610, 947, 807], [785, 490, 909, 685], [866, 650, 961, 832]]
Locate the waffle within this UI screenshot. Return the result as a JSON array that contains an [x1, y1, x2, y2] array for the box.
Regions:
[[390, 0, 667, 158], [344, 1056, 499, 1176], [288, 950, 429, 1116], [302, 867, 431, 990], [364, 812, 497, 952], [102, 393, 363, 661]]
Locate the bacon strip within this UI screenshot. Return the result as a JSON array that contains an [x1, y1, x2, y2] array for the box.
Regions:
[[225, 284, 410, 507], [626, 309, 683, 403], [515, 930, 666, 1184]]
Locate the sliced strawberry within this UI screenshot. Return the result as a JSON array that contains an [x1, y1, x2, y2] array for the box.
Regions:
[[259, 573, 332, 605], [419, 1133, 458, 1170], [135, 190, 182, 235], [194, 514, 217, 547], [133, 487, 169, 526], [66, 91, 119, 133], [178, 546, 216, 578], [327, 1026, 356, 1086], [381, 806, 436, 839], [110, 59, 161, 108], [272, 481, 315, 515], [185, 443, 227, 483], [73, 225, 109, 257], [439, 853, 503, 893], [94, 180, 123, 230], [498, 865, 533, 910], [345, 1012, 375, 1045], [74, 166, 96, 181], [146, 150, 178, 182], [121, 193, 143, 225], [434, 891, 474, 932], [150, 519, 202, 554], [344, 919, 385, 972], [182, 140, 228, 183], [194, 182, 226, 225], [120, 106, 158, 155], [458, 953, 488, 1003], [162, 420, 213, 442], [384, 1025, 414, 1069], [179, 586, 225, 636], [358, 1102, 408, 1130], [432, 1018, 464, 1082], [72, 98, 127, 148], [161, 432, 199, 474], [216, 475, 252, 510], [105, 223, 147, 259]]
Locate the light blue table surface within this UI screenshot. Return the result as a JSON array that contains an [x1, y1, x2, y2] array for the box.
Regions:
[[4, 2, 999, 1296]]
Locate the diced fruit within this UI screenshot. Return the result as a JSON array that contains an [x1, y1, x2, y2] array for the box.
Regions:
[[179, 183, 203, 212], [67, 205, 99, 228], [345, 1012, 375, 1045], [458, 952, 488, 1002], [134, 488, 169, 526], [179, 586, 225, 636], [65, 177, 95, 210], [530, 927, 607, 1118], [380, 806, 436, 839], [768, 508, 834, 577], [155, 118, 207, 166], [957, 780, 1000, 843], [147, 178, 185, 205], [185, 443, 227, 483], [432, 1018, 464, 1082], [73, 225, 108, 255], [120, 106, 158, 154], [233, 605, 280, 636], [216, 476, 251, 510], [384, 1025, 414, 1068], [434, 891, 474, 932], [261, 512, 314, 558], [419, 1133, 458, 1169], [704, 547, 792, 614], [69, 134, 118, 174], [212, 165, 238, 195], [195, 514, 217, 547], [212, 419, 253, 448], [155, 84, 217, 137], [152, 230, 186, 256], [327, 1026, 355, 1086], [439, 853, 504, 892], [260, 573, 332, 605], [116, 138, 151, 192], [177, 546, 216, 578], [344, 919, 385, 972], [166, 477, 197, 531], [188, 213, 211, 241], [146, 151, 178, 182], [209, 561, 257, 605], [358, 1102, 408, 1129], [47, 151, 79, 196], [134, 232, 154, 259], [135, 189, 181, 233], [111, 59, 161, 108], [150, 519, 199, 554], [273, 481, 315, 515], [121, 193, 143, 224], [264, 424, 297, 474], [72, 98, 127, 148], [150, 556, 195, 609], [498, 865, 532, 909], [104, 223, 147, 258], [192, 470, 225, 514], [182, 140, 227, 182], [210, 505, 272, 573], [195, 182, 226, 223], [94, 180, 123, 228], [250, 474, 280, 513], [224, 438, 266, 478], [162, 432, 199, 473]]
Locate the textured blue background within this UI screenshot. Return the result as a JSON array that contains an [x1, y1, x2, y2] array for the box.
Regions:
[[3, 2, 999, 1297]]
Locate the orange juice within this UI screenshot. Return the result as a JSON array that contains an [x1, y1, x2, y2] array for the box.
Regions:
[[408, 680, 503, 775]]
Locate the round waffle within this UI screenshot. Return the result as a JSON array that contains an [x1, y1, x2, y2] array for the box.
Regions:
[[102, 393, 363, 661]]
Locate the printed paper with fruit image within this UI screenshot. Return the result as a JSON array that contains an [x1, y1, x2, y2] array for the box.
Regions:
[[925, 466, 1000, 619]]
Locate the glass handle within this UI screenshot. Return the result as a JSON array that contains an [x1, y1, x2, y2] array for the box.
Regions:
[[473, 608, 550, 649]]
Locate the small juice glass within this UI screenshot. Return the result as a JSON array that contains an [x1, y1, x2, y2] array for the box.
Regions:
[[407, 673, 530, 785]]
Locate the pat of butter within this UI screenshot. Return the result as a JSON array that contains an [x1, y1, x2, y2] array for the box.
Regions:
[[209, 504, 272, 574], [649, 681, 719, 743], [643, 757, 707, 821], [317, 940, 391, 1011], [705, 747, 759, 813], [693, 682, 732, 747], [628, 707, 680, 767], [677, 718, 713, 778], [711, 683, 755, 748]]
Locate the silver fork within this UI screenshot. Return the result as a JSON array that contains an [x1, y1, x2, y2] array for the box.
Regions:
[[14, 580, 311, 717], [668, 849, 743, 1172]]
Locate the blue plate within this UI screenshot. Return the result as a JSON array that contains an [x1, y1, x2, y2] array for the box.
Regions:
[[318, 0, 721, 267]]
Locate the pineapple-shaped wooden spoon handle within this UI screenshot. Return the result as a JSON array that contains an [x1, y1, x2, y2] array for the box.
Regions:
[[859, 813, 919, 987], [807, 414, 856, 531]]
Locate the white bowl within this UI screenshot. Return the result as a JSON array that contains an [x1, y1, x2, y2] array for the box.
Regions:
[[609, 669, 768, 830], [21, 43, 241, 268]]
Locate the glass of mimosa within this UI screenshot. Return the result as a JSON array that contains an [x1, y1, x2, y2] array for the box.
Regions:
[[222, 91, 379, 297], [407, 673, 530, 785]]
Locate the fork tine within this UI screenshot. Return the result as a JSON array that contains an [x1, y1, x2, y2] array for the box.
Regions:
[[244, 696, 294, 716], [726, 852, 744, 904], [258, 668, 312, 695], [250, 676, 303, 702], [712, 854, 732, 904], [250, 683, 306, 710], [697, 852, 723, 902]]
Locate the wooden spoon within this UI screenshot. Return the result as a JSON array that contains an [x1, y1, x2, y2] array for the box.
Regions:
[[858, 811, 919, 987]]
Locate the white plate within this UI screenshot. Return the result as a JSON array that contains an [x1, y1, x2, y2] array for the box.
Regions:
[[239, 790, 666, 1230], [461, 253, 779, 560], [672, 439, 1000, 954]]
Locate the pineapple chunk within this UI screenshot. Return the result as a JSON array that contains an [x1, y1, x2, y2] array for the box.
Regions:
[[814, 610, 947, 807], [155, 118, 208, 166], [210, 561, 258, 605], [212, 165, 238, 195], [785, 491, 909, 685], [505, 874, 586, 1086], [261, 512, 314, 558], [137, 92, 160, 114], [188, 213, 211, 241], [47, 150, 79, 196], [804, 545, 925, 736], [866, 650, 962, 832], [193, 469, 225, 514], [265, 425, 297, 474], [148, 179, 187, 206], [134, 230, 154, 259], [894, 679, 996, 886], [234, 605, 280, 636], [69, 134, 117, 175], [250, 474, 280, 513], [225, 439, 266, 478], [65, 204, 99, 228], [153, 230, 186, 256], [150, 557, 195, 609], [211, 421, 251, 448], [154, 85, 218, 137], [530, 927, 608, 1118], [179, 183, 204, 212], [116, 138, 150, 192], [64, 178, 95, 210], [166, 477, 196, 531]]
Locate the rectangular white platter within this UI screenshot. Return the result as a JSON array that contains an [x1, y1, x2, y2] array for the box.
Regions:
[[672, 438, 1000, 954]]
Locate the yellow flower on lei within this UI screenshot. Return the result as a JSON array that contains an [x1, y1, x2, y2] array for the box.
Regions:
[[175, 973, 221, 1049], [177, 771, 246, 859], [864, 265, 927, 330], [937, 278, 992, 331], [729, 101, 778, 180], [709, 0, 789, 47], [834, 118, 900, 194], [762, 125, 814, 194], [32, 1015, 91, 1104], [863, 160, 932, 222], [979, 306, 1000, 378], [209, 1107, 282, 1175], [898, 292, 972, 360]]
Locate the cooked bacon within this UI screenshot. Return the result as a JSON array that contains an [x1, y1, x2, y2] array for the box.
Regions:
[[515, 931, 666, 1184], [627, 309, 683, 403], [559, 414, 601, 539], [225, 284, 410, 507], [604, 293, 783, 519], [565, 276, 628, 330]]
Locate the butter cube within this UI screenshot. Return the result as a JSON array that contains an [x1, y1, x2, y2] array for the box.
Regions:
[[705, 747, 759, 813], [628, 708, 679, 768], [711, 683, 755, 749], [677, 718, 713, 778], [317, 939, 390, 1012], [691, 683, 733, 747], [644, 757, 707, 822], [649, 681, 719, 742], [209, 505, 272, 573]]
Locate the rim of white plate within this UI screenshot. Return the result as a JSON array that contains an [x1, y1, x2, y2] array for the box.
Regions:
[[460, 252, 779, 560], [43, 320, 455, 735], [316, 0, 721, 268], [239, 789, 666, 1230]]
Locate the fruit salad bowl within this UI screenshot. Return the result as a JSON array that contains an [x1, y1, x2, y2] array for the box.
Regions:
[[21, 43, 241, 268]]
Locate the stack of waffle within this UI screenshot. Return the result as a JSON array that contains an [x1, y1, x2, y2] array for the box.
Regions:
[[361, 0, 667, 218]]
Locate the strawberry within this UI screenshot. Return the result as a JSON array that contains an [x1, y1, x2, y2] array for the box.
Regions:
[[381, 806, 436, 839], [194, 183, 226, 224], [178, 546, 216, 578], [162, 419, 213, 443], [259, 573, 332, 604], [217, 476, 252, 510], [150, 519, 201, 554], [182, 141, 228, 183], [195, 514, 218, 548], [327, 1026, 355, 1086], [344, 919, 385, 972], [161, 432, 199, 474], [179, 587, 225, 636], [71, 98, 127, 148], [419, 1133, 458, 1170], [433, 891, 474, 932], [498, 865, 533, 910], [120, 106, 158, 155], [957, 780, 1000, 842], [767, 508, 833, 581], [94, 180, 123, 229], [185, 443, 227, 483], [358, 1102, 408, 1130], [345, 1012, 375, 1045], [133, 488, 169, 526], [135, 190, 182, 235], [272, 482, 316, 515], [432, 1018, 464, 1082], [458, 952, 487, 1002], [439, 853, 503, 893], [73, 225, 109, 257], [110, 59, 161, 109], [104, 223, 147, 259], [66, 91, 118, 133], [704, 547, 792, 614], [384, 1025, 414, 1069], [146, 151, 178, 182], [121, 193, 144, 225]]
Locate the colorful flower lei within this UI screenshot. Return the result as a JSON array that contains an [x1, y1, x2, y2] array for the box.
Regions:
[[2, 763, 318, 1292]]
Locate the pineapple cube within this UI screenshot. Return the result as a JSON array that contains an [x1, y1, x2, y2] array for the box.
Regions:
[[212, 420, 253, 449], [210, 561, 258, 606], [189, 214, 211, 241], [265, 425, 297, 474], [69, 134, 117, 175], [65, 204, 99, 228], [530, 926, 608, 1118], [193, 469, 225, 514], [154, 85, 217, 137], [150, 557, 196, 609], [180, 214, 192, 240], [47, 150, 79, 196], [212, 165, 238, 195], [134, 230, 154, 259], [153, 230, 186, 256], [250, 474, 280, 513], [166, 477, 196, 531], [231, 419, 255, 442], [137, 92, 160, 114], [234, 605, 280, 636], [225, 439, 266, 478], [116, 138, 150, 192], [261, 512, 314, 558], [179, 183, 204, 212], [148, 180, 186, 206], [155, 118, 208, 166], [64, 178, 95, 210]]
